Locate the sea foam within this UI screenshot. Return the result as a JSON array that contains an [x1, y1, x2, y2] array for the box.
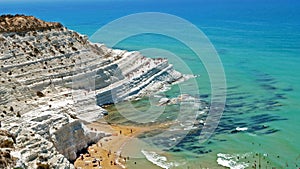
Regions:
[[217, 153, 249, 169], [141, 150, 179, 169], [236, 127, 248, 131]]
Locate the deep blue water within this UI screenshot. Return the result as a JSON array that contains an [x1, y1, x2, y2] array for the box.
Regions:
[[1, 0, 300, 168]]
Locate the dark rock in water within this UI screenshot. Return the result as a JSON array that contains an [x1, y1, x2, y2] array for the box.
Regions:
[[226, 92, 251, 100], [263, 129, 279, 135], [189, 145, 205, 149], [231, 130, 239, 134], [256, 77, 275, 83], [227, 103, 245, 108], [250, 114, 286, 123], [199, 94, 209, 98], [260, 84, 277, 91], [251, 125, 269, 132], [282, 87, 293, 92], [227, 86, 240, 90], [226, 95, 251, 101], [254, 72, 274, 81], [274, 93, 287, 100], [262, 125, 269, 128], [216, 127, 231, 134], [265, 100, 280, 106], [169, 148, 182, 152], [193, 149, 208, 154]]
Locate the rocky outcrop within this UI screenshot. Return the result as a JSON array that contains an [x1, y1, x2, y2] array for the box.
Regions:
[[0, 130, 16, 168], [0, 149, 16, 169], [0, 14, 62, 33], [0, 15, 186, 168], [52, 121, 109, 162], [0, 86, 112, 168]]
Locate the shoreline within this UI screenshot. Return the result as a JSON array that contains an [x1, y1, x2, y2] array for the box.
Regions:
[[74, 118, 175, 169], [0, 14, 188, 168], [74, 120, 151, 169]]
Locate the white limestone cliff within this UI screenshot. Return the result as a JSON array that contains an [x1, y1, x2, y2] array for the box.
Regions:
[[0, 15, 187, 168]]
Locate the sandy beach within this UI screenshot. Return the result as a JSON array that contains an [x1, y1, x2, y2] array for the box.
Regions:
[[74, 120, 152, 169], [74, 117, 175, 169]]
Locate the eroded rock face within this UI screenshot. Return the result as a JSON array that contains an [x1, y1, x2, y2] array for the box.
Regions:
[[0, 15, 185, 168], [0, 149, 16, 169], [52, 121, 108, 162], [0, 130, 16, 168], [0, 130, 15, 148]]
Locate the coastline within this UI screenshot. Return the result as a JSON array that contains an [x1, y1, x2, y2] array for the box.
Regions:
[[74, 120, 150, 169], [0, 14, 186, 168], [74, 117, 176, 169], [1, 4, 298, 168]]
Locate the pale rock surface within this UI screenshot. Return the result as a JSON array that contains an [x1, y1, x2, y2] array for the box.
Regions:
[[0, 15, 187, 168]]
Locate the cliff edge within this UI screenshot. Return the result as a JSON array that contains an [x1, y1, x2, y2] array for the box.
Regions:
[[0, 15, 186, 168]]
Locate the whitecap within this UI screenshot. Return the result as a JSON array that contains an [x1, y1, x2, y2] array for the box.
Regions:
[[217, 153, 249, 169], [236, 127, 248, 131], [170, 137, 177, 142], [141, 150, 180, 169], [183, 126, 197, 131]]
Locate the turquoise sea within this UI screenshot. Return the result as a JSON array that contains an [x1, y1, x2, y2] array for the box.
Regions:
[[1, 0, 300, 168]]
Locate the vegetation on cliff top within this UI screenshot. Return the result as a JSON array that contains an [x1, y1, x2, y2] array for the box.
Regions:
[[0, 14, 63, 33]]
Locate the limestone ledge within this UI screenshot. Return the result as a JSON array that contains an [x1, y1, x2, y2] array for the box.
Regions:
[[1, 86, 111, 168], [0, 15, 187, 168]]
